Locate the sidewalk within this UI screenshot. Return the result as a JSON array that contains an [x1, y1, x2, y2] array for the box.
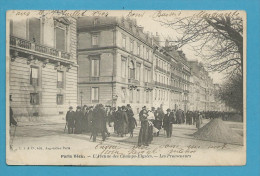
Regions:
[[15, 115, 66, 127]]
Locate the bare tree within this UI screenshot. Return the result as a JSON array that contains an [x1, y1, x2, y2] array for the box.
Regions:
[[155, 13, 243, 78], [217, 75, 243, 112]]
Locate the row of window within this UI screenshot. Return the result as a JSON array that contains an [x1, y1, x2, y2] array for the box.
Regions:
[[122, 34, 151, 61], [182, 74, 189, 81], [156, 56, 171, 72], [121, 88, 150, 104], [154, 89, 169, 101], [30, 67, 64, 88], [30, 87, 100, 105], [91, 33, 152, 62], [30, 93, 63, 105], [121, 58, 151, 82], [154, 89, 189, 102], [155, 72, 169, 85]]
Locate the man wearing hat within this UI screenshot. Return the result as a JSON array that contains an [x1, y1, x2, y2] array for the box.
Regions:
[[154, 107, 163, 137], [74, 106, 84, 134], [66, 106, 75, 134], [163, 108, 174, 138], [82, 105, 88, 132]]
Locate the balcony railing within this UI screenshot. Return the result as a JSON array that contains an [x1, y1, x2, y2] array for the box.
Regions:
[[154, 81, 170, 89], [144, 82, 153, 88], [90, 77, 100, 81], [155, 65, 167, 74], [128, 78, 140, 85], [10, 35, 71, 60]]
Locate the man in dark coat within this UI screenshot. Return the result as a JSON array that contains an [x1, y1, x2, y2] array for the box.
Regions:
[[193, 111, 199, 125], [128, 117, 137, 137], [85, 106, 93, 133], [126, 104, 134, 135], [186, 111, 192, 125], [154, 107, 164, 137], [66, 106, 75, 134], [74, 106, 84, 134], [176, 109, 182, 124], [82, 105, 88, 132], [163, 109, 174, 138], [92, 104, 106, 142]]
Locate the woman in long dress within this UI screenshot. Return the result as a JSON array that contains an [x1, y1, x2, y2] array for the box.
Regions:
[[138, 108, 153, 146], [118, 106, 128, 137]]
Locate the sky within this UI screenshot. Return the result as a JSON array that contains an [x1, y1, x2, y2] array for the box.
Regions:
[[136, 16, 225, 84]]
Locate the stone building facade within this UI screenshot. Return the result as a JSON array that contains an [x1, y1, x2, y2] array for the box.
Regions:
[[163, 47, 191, 112], [77, 17, 154, 114], [189, 61, 216, 111], [152, 40, 172, 111], [77, 17, 192, 113], [8, 16, 78, 117]]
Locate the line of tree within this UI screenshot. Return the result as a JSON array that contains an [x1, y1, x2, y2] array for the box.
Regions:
[[155, 12, 244, 112]]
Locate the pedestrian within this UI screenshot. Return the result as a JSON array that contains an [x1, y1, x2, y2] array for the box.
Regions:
[[170, 109, 176, 124], [74, 106, 84, 134], [86, 106, 93, 133], [189, 111, 193, 125], [186, 111, 192, 125], [9, 95, 17, 126], [138, 107, 150, 146], [104, 106, 111, 137], [118, 106, 129, 137], [128, 114, 137, 138], [176, 109, 182, 124], [82, 105, 88, 132], [163, 109, 174, 138], [126, 104, 134, 135], [193, 111, 198, 125], [147, 109, 154, 144], [91, 104, 107, 142], [114, 107, 121, 135], [107, 107, 116, 134], [65, 106, 75, 134], [154, 107, 163, 137], [196, 112, 203, 129]]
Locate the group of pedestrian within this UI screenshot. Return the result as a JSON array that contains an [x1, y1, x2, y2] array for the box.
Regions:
[[65, 103, 235, 145], [65, 104, 138, 142]]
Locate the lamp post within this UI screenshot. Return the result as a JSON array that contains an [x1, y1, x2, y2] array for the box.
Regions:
[[80, 90, 83, 108]]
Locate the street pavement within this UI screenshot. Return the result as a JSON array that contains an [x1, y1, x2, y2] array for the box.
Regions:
[[8, 118, 244, 151]]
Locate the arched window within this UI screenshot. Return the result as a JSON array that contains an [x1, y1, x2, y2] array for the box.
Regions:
[[129, 60, 135, 79]]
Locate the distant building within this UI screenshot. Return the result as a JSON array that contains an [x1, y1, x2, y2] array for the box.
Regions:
[[163, 47, 191, 112], [152, 38, 172, 111], [189, 61, 216, 111], [9, 17, 78, 117]]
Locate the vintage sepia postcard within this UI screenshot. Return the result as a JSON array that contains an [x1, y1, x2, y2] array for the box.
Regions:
[[6, 10, 246, 165]]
